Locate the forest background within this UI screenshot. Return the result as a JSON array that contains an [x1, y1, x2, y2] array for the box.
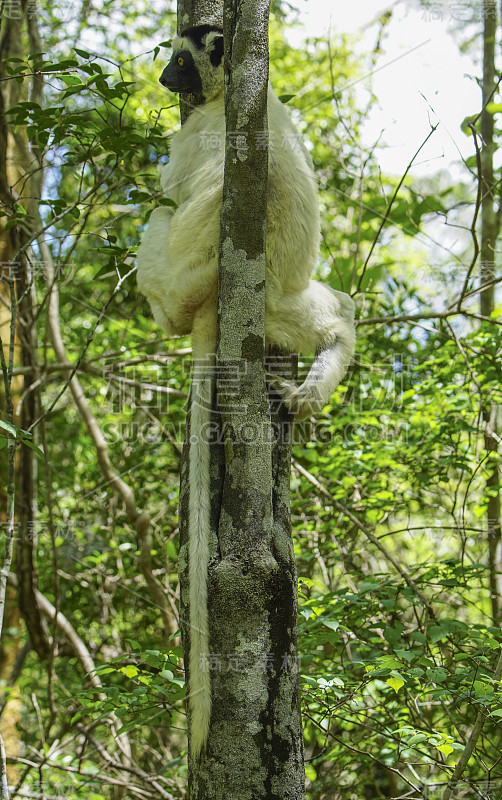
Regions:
[[0, 0, 501, 798]]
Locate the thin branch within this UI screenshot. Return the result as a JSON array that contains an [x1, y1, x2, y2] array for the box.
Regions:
[[357, 300, 502, 327], [6, 573, 130, 761], [456, 123, 483, 311], [293, 461, 435, 617], [303, 711, 421, 796], [38, 226, 176, 641], [10, 758, 168, 800], [355, 122, 439, 294], [0, 732, 9, 800], [11, 168, 117, 262], [0, 273, 18, 681], [29, 266, 137, 430], [74, 724, 175, 800]]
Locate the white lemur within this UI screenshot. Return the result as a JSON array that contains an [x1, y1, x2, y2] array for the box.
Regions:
[[136, 24, 356, 756]]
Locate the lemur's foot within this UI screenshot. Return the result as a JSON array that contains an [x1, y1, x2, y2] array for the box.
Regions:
[[268, 374, 323, 421]]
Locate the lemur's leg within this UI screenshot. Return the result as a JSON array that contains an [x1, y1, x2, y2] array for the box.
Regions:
[[267, 282, 356, 420]]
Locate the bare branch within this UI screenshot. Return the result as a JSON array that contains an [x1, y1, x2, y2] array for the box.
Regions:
[[355, 122, 439, 295], [7, 573, 131, 762]]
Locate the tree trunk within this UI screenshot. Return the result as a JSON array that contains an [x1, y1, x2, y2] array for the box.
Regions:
[[176, 0, 304, 797], [0, 1, 51, 662], [480, 0, 501, 627]]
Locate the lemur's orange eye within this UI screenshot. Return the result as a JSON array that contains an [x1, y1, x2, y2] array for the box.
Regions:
[[177, 56, 184, 66]]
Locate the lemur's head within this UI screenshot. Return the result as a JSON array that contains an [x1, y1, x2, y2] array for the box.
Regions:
[[159, 25, 224, 101]]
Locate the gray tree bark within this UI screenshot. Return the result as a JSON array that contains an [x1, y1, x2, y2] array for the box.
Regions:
[[479, 0, 501, 627], [176, 0, 304, 797]]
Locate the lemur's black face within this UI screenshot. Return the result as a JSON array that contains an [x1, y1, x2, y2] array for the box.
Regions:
[[159, 50, 202, 94]]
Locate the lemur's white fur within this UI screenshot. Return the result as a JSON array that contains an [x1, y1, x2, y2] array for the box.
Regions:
[[136, 27, 356, 756]]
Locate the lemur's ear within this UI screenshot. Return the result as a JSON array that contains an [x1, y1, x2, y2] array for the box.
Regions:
[[206, 33, 223, 67]]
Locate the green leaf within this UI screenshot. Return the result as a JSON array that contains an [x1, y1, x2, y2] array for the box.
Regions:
[[383, 627, 401, 645], [0, 420, 17, 437], [128, 189, 155, 203], [22, 439, 44, 459], [61, 75, 83, 87], [427, 667, 448, 683], [357, 581, 380, 593], [394, 650, 415, 663], [120, 665, 139, 679], [322, 619, 339, 631], [386, 675, 404, 693], [460, 114, 478, 136], [407, 733, 428, 745], [428, 624, 449, 643]]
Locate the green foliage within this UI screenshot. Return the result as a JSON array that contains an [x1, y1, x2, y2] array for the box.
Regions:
[[0, 419, 43, 456], [75, 644, 185, 734]]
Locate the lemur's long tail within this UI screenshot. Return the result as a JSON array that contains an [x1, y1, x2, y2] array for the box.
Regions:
[[187, 304, 216, 757]]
